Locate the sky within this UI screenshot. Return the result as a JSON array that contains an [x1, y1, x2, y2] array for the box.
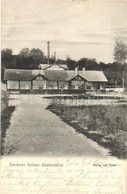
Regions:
[[2, 0, 127, 63]]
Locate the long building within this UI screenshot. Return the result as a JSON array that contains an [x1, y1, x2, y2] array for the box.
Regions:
[[4, 64, 108, 94]]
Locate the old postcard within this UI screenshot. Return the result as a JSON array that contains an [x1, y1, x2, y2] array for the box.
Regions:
[[1, 0, 127, 193]]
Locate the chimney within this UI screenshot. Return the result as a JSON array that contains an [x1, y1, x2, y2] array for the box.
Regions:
[[75, 67, 78, 75], [83, 67, 85, 74], [47, 41, 50, 65]]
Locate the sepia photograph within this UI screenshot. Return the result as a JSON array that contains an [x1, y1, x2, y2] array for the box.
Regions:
[[1, 0, 127, 193], [1, 0, 127, 159]]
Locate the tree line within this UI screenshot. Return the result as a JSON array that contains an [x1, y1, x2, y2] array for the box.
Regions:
[[1, 39, 127, 88]]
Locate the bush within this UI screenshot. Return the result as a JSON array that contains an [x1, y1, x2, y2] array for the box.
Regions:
[[1, 90, 9, 101], [49, 102, 127, 158]]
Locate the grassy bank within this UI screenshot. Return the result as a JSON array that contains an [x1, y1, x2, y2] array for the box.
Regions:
[[48, 102, 127, 159], [1, 91, 15, 155]]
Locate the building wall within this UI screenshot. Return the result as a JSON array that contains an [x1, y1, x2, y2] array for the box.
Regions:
[[69, 75, 85, 90], [85, 82, 93, 90], [20, 81, 31, 89], [93, 82, 106, 90], [33, 80, 46, 89], [7, 81, 19, 89], [6, 80, 106, 92], [70, 81, 85, 89], [59, 82, 68, 89], [46, 81, 58, 89]]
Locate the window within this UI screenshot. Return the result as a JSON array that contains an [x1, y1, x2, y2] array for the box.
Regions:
[[46, 81, 58, 89], [85, 82, 93, 90], [7, 81, 19, 89], [20, 81, 31, 89], [71, 81, 84, 89], [59, 82, 68, 89], [33, 80, 46, 89]]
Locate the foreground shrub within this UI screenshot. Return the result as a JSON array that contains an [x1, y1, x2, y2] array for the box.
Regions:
[[49, 103, 127, 158]]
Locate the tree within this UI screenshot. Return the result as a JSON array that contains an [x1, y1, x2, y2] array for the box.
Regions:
[[56, 58, 66, 64], [124, 63, 127, 89], [1, 49, 13, 68], [1, 49, 14, 81], [66, 56, 76, 70], [16, 48, 31, 69], [114, 39, 127, 90], [114, 39, 127, 64], [19, 48, 30, 57], [30, 48, 45, 66], [77, 58, 98, 70], [16, 48, 45, 69]]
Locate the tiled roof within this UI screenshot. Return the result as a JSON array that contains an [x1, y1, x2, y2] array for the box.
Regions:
[[4, 69, 45, 81], [4, 69, 108, 82], [44, 70, 68, 81], [79, 71, 108, 82]]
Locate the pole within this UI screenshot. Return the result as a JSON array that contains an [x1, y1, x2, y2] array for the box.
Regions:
[[47, 41, 50, 65]]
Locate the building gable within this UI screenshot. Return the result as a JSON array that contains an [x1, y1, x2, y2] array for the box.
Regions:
[[67, 74, 87, 82], [31, 74, 48, 81], [45, 64, 64, 70], [40, 64, 68, 70], [71, 75, 86, 81]]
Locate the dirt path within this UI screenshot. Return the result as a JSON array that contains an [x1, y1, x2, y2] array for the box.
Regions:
[[3, 95, 112, 157]]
